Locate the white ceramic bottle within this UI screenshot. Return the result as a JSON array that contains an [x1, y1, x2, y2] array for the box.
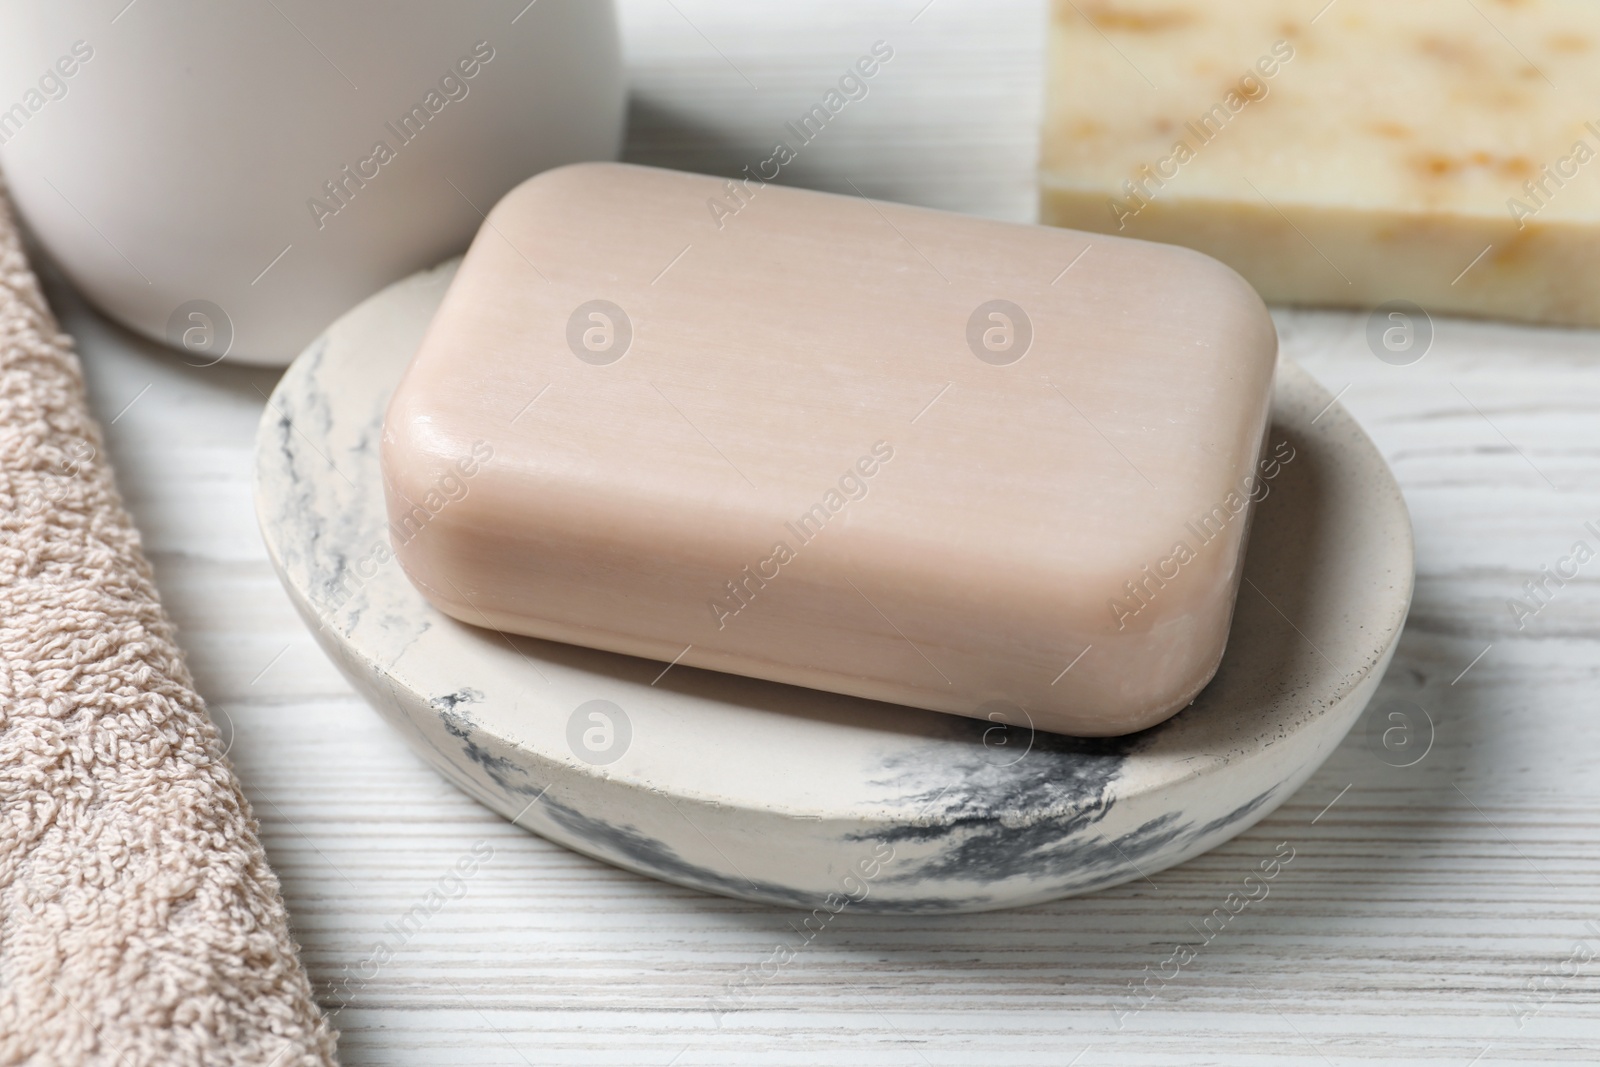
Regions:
[[0, 0, 624, 366]]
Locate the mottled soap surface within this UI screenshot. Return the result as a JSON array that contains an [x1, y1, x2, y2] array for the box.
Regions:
[[1043, 0, 1600, 325]]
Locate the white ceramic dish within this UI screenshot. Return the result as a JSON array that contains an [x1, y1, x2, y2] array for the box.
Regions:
[[0, 0, 622, 366], [255, 260, 1413, 912]]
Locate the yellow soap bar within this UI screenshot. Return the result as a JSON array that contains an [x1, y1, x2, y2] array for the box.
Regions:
[[1042, 0, 1600, 326]]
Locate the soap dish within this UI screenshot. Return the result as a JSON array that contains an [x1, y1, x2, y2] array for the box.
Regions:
[[255, 260, 1412, 912]]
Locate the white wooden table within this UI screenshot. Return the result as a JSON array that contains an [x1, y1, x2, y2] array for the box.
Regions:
[[49, 1, 1600, 1062]]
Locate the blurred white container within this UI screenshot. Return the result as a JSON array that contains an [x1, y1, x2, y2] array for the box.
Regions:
[[0, 0, 624, 366]]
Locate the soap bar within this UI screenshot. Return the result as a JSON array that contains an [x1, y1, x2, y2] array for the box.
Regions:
[[1042, 0, 1600, 327], [381, 162, 1277, 737]]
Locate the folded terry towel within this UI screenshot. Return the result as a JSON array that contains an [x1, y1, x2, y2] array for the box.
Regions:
[[0, 188, 337, 1065]]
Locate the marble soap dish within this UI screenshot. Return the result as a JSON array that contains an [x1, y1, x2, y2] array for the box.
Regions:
[[254, 260, 1413, 912]]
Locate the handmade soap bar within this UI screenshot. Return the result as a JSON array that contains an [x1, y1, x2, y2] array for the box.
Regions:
[[381, 162, 1277, 737], [1042, 0, 1600, 327]]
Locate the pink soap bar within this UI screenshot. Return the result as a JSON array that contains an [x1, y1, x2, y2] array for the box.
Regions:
[[381, 163, 1278, 736]]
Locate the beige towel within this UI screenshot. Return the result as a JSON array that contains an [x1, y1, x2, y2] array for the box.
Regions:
[[0, 189, 337, 1065]]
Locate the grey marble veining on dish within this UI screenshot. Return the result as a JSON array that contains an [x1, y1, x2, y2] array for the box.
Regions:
[[254, 260, 1412, 912]]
